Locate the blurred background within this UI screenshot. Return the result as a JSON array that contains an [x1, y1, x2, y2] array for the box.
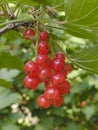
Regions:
[[0, 29, 98, 130]]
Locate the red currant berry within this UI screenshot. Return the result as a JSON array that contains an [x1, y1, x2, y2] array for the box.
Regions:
[[39, 31, 49, 41], [58, 80, 70, 95], [80, 101, 87, 108], [39, 67, 51, 81], [24, 28, 35, 40], [52, 96, 64, 107], [51, 73, 65, 86], [66, 64, 73, 74], [36, 54, 51, 67], [24, 61, 39, 75], [55, 53, 65, 60], [38, 41, 49, 55], [23, 75, 39, 90], [52, 59, 65, 72], [37, 95, 51, 108], [44, 87, 61, 100]]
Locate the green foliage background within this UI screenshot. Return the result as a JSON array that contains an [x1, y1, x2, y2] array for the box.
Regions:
[[0, 0, 98, 130]]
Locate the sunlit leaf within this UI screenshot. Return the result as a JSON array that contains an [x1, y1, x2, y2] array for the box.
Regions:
[[69, 46, 98, 74]]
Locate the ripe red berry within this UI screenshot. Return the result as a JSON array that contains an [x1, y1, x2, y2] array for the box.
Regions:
[[52, 96, 64, 107], [36, 54, 51, 67], [23, 75, 39, 90], [66, 64, 73, 74], [52, 59, 65, 72], [80, 101, 87, 108], [52, 57, 67, 75], [38, 41, 49, 55], [39, 31, 49, 41], [24, 28, 35, 40], [39, 67, 51, 81], [55, 53, 65, 60], [51, 73, 65, 86], [44, 87, 61, 100], [37, 95, 51, 108], [24, 61, 39, 75], [58, 80, 70, 95]]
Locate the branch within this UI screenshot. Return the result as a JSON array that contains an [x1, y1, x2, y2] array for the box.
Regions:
[[0, 20, 34, 36]]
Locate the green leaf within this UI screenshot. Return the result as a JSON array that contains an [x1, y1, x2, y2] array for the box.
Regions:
[[66, 122, 79, 130], [0, 79, 13, 88], [0, 87, 21, 109], [1, 123, 20, 130], [65, 23, 98, 39], [64, 0, 98, 39], [82, 105, 96, 120], [0, 69, 20, 81], [69, 46, 98, 74], [0, 52, 23, 70]]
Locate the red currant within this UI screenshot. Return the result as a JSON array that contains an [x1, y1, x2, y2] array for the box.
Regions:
[[23, 75, 39, 90], [39, 67, 51, 81], [52, 59, 65, 72], [24, 61, 39, 74], [52, 57, 67, 75], [36, 54, 51, 67], [39, 31, 49, 41], [52, 96, 64, 107], [58, 80, 70, 95], [80, 101, 87, 108], [66, 64, 73, 74], [44, 87, 61, 100], [55, 53, 65, 60], [38, 41, 49, 55], [51, 73, 65, 86], [37, 95, 51, 108], [24, 28, 35, 40]]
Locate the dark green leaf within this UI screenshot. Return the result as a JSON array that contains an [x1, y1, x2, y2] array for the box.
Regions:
[[0, 79, 13, 88], [64, 0, 98, 39], [69, 46, 98, 74], [0, 52, 23, 70]]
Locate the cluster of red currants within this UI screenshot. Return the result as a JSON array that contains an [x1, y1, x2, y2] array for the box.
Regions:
[[23, 28, 72, 108]]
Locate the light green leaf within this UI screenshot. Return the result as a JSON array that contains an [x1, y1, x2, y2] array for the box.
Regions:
[[1, 123, 20, 130], [0, 79, 13, 88], [64, 0, 98, 39], [0, 69, 20, 81], [0, 87, 21, 109], [69, 46, 98, 74], [65, 23, 98, 39], [0, 52, 23, 70], [82, 105, 96, 120]]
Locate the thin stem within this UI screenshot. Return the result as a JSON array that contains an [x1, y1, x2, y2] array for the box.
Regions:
[[46, 25, 64, 30], [0, 19, 35, 27], [35, 18, 39, 57]]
